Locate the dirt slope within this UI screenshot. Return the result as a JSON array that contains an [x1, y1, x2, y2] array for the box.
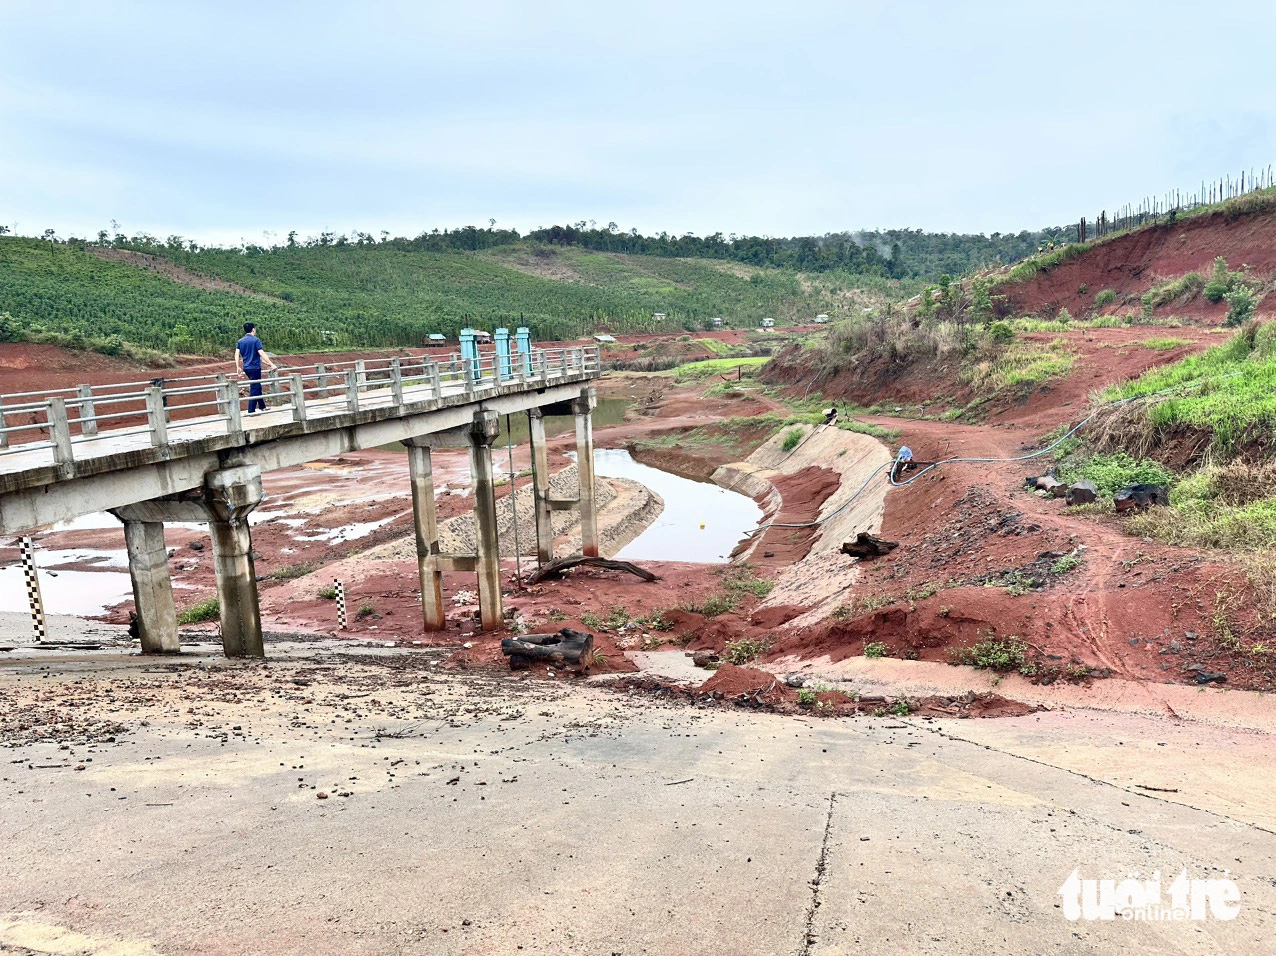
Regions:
[[998, 203, 1276, 321]]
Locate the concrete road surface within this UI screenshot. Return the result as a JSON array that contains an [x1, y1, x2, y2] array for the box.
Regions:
[[1, 638, 1273, 954]]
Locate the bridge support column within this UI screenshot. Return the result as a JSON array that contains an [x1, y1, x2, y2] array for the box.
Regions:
[[205, 466, 265, 658], [121, 520, 179, 654], [405, 441, 445, 631], [527, 408, 554, 566], [573, 387, 599, 558], [468, 410, 503, 630]]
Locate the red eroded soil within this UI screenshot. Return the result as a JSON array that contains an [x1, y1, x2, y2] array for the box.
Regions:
[[997, 207, 1276, 321]]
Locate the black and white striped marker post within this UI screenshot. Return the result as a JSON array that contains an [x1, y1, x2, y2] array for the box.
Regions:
[[21, 536, 47, 643], [335, 579, 347, 630]]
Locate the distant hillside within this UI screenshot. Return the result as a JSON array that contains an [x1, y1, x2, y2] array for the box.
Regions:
[[0, 238, 908, 355]]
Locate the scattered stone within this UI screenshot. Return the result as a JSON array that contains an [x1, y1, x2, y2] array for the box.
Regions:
[[1065, 480, 1099, 506], [317, 792, 329, 800], [1114, 484, 1170, 514], [1185, 632, 1198, 641], [1193, 671, 1227, 685], [781, 673, 808, 688], [188, 540, 205, 552], [692, 650, 721, 669]]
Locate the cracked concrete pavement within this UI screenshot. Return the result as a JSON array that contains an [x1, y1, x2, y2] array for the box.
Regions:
[[1, 635, 1275, 954]]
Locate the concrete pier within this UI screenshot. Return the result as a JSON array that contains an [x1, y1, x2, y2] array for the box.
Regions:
[[468, 410, 503, 630], [527, 408, 554, 565], [119, 520, 179, 654], [405, 441, 445, 631], [205, 466, 265, 658], [574, 387, 599, 558]]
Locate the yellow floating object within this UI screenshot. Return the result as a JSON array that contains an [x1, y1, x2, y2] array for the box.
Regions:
[[699, 522, 706, 529]]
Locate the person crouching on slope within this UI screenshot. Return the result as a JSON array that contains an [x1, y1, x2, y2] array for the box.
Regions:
[[235, 322, 279, 414]]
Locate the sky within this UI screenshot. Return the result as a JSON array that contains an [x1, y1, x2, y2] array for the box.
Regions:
[[3, 0, 1275, 246]]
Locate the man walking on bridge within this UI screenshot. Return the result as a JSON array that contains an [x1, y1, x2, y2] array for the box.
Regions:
[[235, 322, 278, 414]]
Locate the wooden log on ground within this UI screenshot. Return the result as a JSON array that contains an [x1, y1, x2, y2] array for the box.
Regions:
[[526, 556, 659, 584], [501, 628, 595, 671], [840, 532, 899, 560]]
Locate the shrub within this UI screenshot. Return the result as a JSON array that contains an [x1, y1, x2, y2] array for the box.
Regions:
[[797, 688, 817, 706], [960, 635, 1030, 672], [986, 320, 1015, 344], [864, 641, 887, 658], [1203, 256, 1234, 303], [724, 637, 771, 665], [1142, 272, 1204, 310], [1224, 286, 1259, 327], [1094, 289, 1118, 307], [781, 427, 804, 452], [317, 585, 338, 600]]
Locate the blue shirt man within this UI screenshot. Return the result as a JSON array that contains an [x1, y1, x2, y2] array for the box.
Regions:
[[235, 322, 277, 413]]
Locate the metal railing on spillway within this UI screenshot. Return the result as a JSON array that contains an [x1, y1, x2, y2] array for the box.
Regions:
[[0, 345, 602, 472]]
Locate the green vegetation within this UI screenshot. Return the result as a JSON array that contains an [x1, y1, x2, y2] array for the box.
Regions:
[[672, 356, 771, 380], [267, 562, 318, 581], [1142, 272, 1203, 310], [317, 584, 339, 600], [958, 634, 1032, 673], [1094, 289, 1119, 307], [864, 641, 888, 659], [1124, 461, 1276, 550], [1107, 322, 1276, 454], [780, 427, 804, 452], [797, 687, 818, 706], [0, 236, 852, 355], [724, 637, 771, 665], [1051, 551, 1083, 575], [719, 564, 775, 598], [1203, 256, 1239, 303], [356, 600, 378, 620], [962, 340, 1076, 393], [686, 593, 740, 617], [177, 597, 220, 625], [1141, 337, 1192, 351], [1224, 285, 1260, 327], [1056, 452, 1175, 497]]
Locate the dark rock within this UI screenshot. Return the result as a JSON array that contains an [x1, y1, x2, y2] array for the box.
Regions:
[[692, 650, 720, 669], [1184, 631, 1198, 641], [1065, 480, 1099, 506], [1193, 671, 1227, 685], [782, 673, 809, 688], [841, 532, 899, 560], [1114, 483, 1170, 514], [188, 540, 205, 552]]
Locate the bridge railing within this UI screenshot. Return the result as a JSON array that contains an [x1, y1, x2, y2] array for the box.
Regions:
[[0, 345, 600, 468]]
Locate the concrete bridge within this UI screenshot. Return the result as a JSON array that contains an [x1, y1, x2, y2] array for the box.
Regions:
[[0, 343, 604, 658]]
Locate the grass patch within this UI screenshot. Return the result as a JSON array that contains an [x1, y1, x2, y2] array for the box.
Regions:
[[267, 561, 318, 581], [1142, 272, 1204, 310], [1094, 288, 1118, 307], [685, 592, 741, 617], [864, 641, 888, 658], [962, 340, 1076, 393], [1056, 451, 1175, 497], [1141, 337, 1192, 351], [720, 564, 774, 598], [177, 597, 219, 625], [317, 584, 338, 600], [781, 427, 804, 452], [672, 356, 770, 380], [1105, 321, 1276, 455]]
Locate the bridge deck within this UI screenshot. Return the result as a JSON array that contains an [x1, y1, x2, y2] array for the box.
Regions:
[[0, 346, 601, 532]]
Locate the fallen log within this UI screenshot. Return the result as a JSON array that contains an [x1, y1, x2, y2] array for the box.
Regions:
[[840, 532, 899, 560], [501, 628, 595, 671], [526, 556, 659, 584]]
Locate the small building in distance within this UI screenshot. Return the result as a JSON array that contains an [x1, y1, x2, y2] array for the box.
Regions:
[[814, 313, 830, 324], [472, 330, 493, 345], [760, 317, 775, 328], [425, 333, 448, 347], [710, 317, 724, 327], [652, 312, 667, 322], [593, 334, 617, 343]]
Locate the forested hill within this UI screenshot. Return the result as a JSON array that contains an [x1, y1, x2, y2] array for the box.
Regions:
[[0, 236, 897, 356], [522, 224, 1076, 278]]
